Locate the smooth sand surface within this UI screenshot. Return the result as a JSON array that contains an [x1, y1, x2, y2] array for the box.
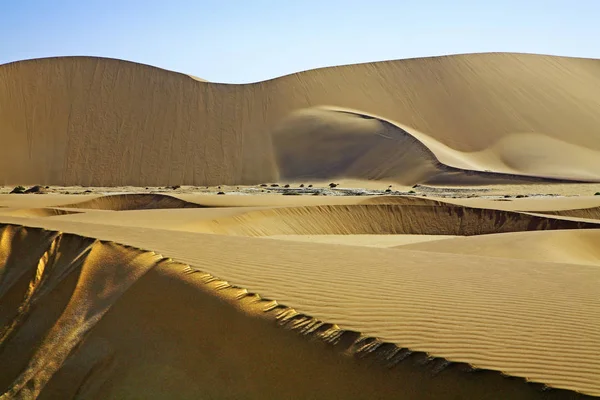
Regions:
[[3, 53, 600, 186], [398, 229, 600, 266], [264, 234, 457, 248]]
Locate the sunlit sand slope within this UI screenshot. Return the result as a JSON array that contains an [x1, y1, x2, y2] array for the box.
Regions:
[[195, 204, 600, 236], [0, 220, 598, 397], [399, 229, 600, 266], [271, 108, 587, 184], [4, 224, 595, 399], [2, 53, 600, 186], [543, 207, 600, 220]]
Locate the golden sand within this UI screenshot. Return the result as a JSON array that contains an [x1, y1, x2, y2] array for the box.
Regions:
[[3, 52, 600, 398]]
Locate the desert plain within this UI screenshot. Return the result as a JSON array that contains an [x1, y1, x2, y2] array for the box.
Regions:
[[1, 53, 600, 399]]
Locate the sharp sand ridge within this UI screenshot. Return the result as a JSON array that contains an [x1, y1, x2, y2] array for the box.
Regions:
[[3, 50, 600, 399], [2, 53, 600, 186], [2, 188, 600, 397], [1, 223, 599, 399]]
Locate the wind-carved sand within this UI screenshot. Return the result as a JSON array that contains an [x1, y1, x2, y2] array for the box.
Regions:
[[2, 52, 600, 399], [2, 53, 600, 186]]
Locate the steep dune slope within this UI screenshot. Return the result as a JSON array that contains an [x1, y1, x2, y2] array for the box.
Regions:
[[0, 220, 599, 397], [193, 204, 600, 236], [2, 53, 600, 186]]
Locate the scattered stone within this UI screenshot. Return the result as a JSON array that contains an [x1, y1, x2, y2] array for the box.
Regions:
[[24, 185, 46, 194], [217, 191, 225, 195], [10, 186, 26, 194]]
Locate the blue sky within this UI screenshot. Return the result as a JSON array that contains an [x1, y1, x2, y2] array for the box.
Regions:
[[1, 0, 598, 83]]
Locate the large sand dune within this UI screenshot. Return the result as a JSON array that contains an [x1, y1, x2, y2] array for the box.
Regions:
[[4, 50, 600, 399], [193, 204, 600, 236], [2, 53, 600, 186], [399, 229, 600, 266], [0, 217, 599, 398]]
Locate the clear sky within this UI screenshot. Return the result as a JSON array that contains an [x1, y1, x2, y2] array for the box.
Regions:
[[1, 0, 598, 83]]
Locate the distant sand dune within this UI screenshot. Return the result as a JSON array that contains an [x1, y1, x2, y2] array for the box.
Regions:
[[196, 204, 600, 236], [0, 207, 80, 218], [62, 193, 206, 210], [543, 206, 600, 220], [272, 107, 582, 185], [2, 53, 600, 185], [399, 229, 600, 266]]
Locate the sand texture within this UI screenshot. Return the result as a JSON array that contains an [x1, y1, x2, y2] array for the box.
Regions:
[[2, 53, 600, 186], [3, 51, 600, 399], [1, 190, 600, 398]]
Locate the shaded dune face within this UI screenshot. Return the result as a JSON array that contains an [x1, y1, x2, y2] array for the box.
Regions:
[[270, 108, 577, 185], [1, 224, 594, 399], [62, 194, 205, 211], [197, 204, 600, 236], [2, 53, 600, 186], [270, 108, 445, 185]]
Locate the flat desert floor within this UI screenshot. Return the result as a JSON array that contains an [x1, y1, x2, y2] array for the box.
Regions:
[[2, 53, 600, 399]]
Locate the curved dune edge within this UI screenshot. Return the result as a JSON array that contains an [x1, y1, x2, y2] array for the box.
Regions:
[[542, 207, 600, 220], [3, 53, 600, 186], [0, 223, 594, 398], [323, 107, 597, 183], [195, 204, 600, 237], [271, 107, 591, 185], [397, 229, 600, 266], [60, 193, 207, 210], [0, 208, 81, 217]]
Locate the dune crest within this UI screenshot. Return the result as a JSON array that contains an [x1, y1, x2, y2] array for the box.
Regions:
[[1, 223, 598, 398], [195, 204, 600, 236], [2, 53, 600, 185]]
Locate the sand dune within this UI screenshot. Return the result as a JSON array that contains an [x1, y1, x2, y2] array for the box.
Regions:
[[2, 53, 600, 186], [543, 207, 600, 220], [0, 207, 80, 218], [272, 107, 584, 184], [4, 51, 600, 398], [62, 193, 206, 210], [194, 204, 600, 236], [264, 234, 457, 248], [398, 229, 600, 266], [0, 219, 599, 398]]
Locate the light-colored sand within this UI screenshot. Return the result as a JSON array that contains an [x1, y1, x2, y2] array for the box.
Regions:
[[0, 207, 80, 218], [5, 224, 585, 399], [4, 50, 600, 398], [399, 229, 600, 266], [3, 53, 600, 186], [264, 234, 457, 248], [1, 217, 599, 397]]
